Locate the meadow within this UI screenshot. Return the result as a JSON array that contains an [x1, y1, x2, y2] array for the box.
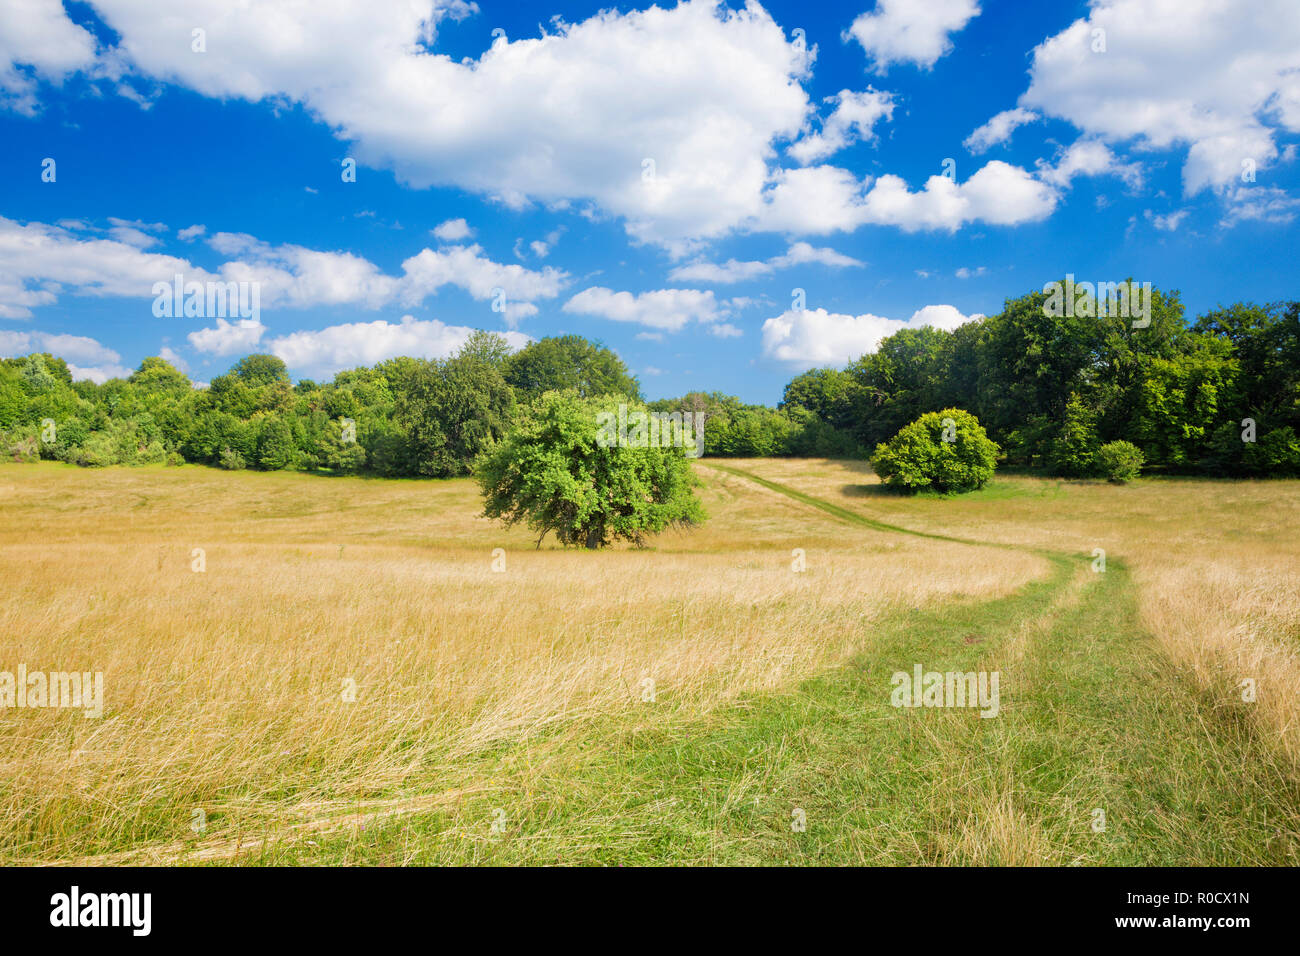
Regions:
[[1, 458, 1297, 865]]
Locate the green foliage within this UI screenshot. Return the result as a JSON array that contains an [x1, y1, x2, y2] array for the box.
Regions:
[[231, 354, 291, 387], [478, 391, 705, 549], [397, 338, 516, 477], [318, 418, 367, 473], [503, 335, 640, 401], [4, 290, 1299, 482], [1243, 427, 1300, 477], [1049, 394, 1102, 477], [1096, 440, 1145, 483], [218, 446, 247, 470], [871, 409, 1000, 494], [256, 416, 296, 471]]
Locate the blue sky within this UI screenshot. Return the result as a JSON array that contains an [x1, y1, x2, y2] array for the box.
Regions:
[[1, 0, 1298, 403]]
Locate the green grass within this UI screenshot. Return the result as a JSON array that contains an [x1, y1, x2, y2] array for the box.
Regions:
[[227, 465, 1300, 866]]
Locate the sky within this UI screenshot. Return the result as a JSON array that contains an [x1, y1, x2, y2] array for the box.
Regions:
[[1, 0, 1298, 403]]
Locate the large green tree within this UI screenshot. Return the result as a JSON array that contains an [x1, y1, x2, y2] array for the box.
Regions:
[[478, 391, 704, 548]]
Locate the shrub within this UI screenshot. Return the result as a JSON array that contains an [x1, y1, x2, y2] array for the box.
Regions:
[[871, 408, 999, 494], [478, 391, 704, 549], [218, 446, 246, 470], [1096, 440, 1144, 483]]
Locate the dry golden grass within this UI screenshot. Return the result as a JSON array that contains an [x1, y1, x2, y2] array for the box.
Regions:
[[0, 461, 1046, 863], [725, 457, 1300, 765]]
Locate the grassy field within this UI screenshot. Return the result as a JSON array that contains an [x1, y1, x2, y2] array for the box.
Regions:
[[1, 458, 1297, 865]]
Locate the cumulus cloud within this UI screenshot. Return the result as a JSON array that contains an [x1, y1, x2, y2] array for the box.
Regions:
[[669, 241, 864, 283], [158, 345, 190, 372], [187, 318, 266, 356], [0, 216, 215, 319], [789, 88, 895, 164], [399, 244, 567, 309], [757, 160, 1057, 234], [964, 107, 1039, 153], [762, 303, 981, 366], [266, 314, 529, 378], [846, 0, 981, 73], [1219, 185, 1300, 226], [1018, 0, 1300, 195], [563, 287, 722, 332], [0, 216, 564, 320], [1036, 138, 1142, 189], [432, 218, 473, 242], [0, 0, 98, 115], [0, 328, 130, 381], [86, 0, 814, 247]]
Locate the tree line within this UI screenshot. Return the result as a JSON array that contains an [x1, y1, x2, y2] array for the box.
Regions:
[[2, 281, 1297, 478]]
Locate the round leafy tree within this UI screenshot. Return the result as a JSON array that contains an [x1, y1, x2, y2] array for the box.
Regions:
[[1095, 440, 1144, 483], [478, 391, 705, 549], [871, 408, 999, 493]]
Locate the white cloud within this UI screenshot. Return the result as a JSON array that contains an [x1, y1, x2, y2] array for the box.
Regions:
[[66, 362, 134, 384], [762, 303, 981, 366], [432, 218, 474, 241], [1144, 209, 1190, 231], [846, 0, 981, 73], [0, 216, 563, 319], [159, 345, 190, 372], [266, 314, 529, 378], [106, 217, 167, 248], [88, 0, 814, 247], [1219, 185, 1300, 226], [669, 241, 864, 283], [964, 107, 1039, 153], [399, 243, 567, 308], [1019, 0, 1300, 195], [1036, 138, 1142, 189], [757, 160, 1058, 234], [563, 287, 721, 332], [187, 318, 266, 356], [0, 328, 130, 381], [0, 216, 215, 319], [0, 0, 98, 115], [177, 224, 206, 241], [789, 88, 895, 164]]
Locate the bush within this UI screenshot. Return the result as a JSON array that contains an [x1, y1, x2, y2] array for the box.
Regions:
[[218, 446, 246, 470], [478, 391, 704, 549], [1096, 440, 1144, 483], [871, 408, 999, 493]]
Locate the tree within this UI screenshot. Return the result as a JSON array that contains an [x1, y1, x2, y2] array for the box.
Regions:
[[871, 409, 1000, 493], [1049, 393, 1101, 477], [231, 354, 290, 387], [129, 356, 192, 394], [1096, 441, 1144, 483], [256, 416, 296, 470], [478, 391, 704, 549], [396, 340, 516, 477], [502, 335, 640, 401]]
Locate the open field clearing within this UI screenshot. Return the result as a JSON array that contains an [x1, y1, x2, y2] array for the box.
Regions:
[[1, 460, 1296, 865], [724, 458, 1300, 767], [0, 461, 1043, 864]]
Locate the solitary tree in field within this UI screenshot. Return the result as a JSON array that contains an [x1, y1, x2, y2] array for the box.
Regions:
[[872, 408, 999, 493], [478, 391, 704, 549]]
